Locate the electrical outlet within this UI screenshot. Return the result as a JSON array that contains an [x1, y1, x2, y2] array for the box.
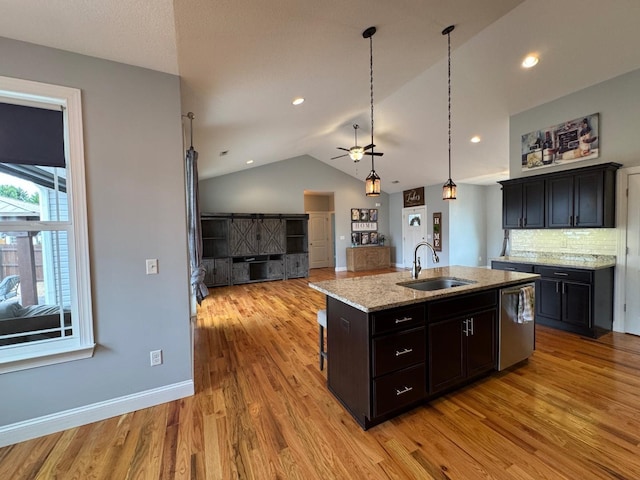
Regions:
[[146, 258, 158, 275], [150, 349, 162, 366]]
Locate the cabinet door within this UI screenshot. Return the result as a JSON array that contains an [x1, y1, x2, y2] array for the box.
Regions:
[[428, 317, 465, 395], [536, 278, 562, 321], [522, 180, 545, 228], [502, 183, 523, 229], [267, 258, 284, 280], [465, 310, 496, 378], [232, 262, 250, 284], [546, 175, 574, 228], [202, 258, 216, 287], [229, 219, 259, 256], [573, 171, 603, 227], [259, 219, 285, 254], [563, 281, 592, 327]]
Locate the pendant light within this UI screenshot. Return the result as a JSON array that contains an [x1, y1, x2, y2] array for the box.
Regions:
[[442, 25, 457, 200], [363, 26, 381, 197]]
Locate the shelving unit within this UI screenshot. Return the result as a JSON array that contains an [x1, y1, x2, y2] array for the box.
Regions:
[[202, 213, 308, 286]]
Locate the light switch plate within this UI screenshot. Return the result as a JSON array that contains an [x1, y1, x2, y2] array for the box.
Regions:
[[146, 258, 158, 275]]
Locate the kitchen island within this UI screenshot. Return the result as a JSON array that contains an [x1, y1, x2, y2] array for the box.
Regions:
[[309, 266, 538, 429]]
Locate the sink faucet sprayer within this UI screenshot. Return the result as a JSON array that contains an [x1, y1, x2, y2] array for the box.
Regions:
[[411, 241, 440, 279]]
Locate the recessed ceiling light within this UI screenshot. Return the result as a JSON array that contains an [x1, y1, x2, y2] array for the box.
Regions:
[[470, 136, 481, 143], [292, 97, 305, 106], [391, 180, 400, 184], [522, 55, 539, 68], [246, 160, 254, 164]]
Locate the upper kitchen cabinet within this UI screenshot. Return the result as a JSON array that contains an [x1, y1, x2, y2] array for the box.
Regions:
[[546, 163, 620, 228], [500, 162, 620, 229], [500, 179, 545, 229]]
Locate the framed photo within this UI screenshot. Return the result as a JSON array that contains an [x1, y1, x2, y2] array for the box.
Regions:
[[361, 232, 370, 245], [359, 209, 369, 222], [369, 209, 378, 222], [351, 232, 361, 246], [370, 232, 378, 244], [351, 208, 360, 221], [408, 213, 421, 227]]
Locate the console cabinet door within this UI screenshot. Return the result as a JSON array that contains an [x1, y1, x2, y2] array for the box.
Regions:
[[229, 219, 259, 256], [259, 219, 285, 254]]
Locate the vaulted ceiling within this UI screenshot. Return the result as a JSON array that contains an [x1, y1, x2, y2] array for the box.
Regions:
[[2, 0, 640, 193]]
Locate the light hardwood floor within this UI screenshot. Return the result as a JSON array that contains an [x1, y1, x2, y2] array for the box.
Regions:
[[2, 267, 640, 479]]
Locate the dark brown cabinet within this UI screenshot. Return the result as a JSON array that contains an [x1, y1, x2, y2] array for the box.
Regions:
[[534, 265, 613, 337], [427, 292, 497, 395], [546, 166, 618, 228], [500, 162, 620, 229], [326, 289, 499, 429], [490, 261, 534, 273], [501, 179, 545, 229]]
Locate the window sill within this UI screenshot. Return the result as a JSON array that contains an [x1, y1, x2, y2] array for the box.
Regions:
[[0, 343, 95, 374]]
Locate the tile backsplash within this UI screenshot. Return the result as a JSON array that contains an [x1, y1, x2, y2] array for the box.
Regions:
[[510, 229, 618, 256]]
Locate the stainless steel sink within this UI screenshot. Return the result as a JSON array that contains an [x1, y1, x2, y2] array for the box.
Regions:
[[398, 277, 476, 292]]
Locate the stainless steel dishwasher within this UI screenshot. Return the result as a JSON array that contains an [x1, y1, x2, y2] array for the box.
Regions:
[[498, 283, 535, 371]]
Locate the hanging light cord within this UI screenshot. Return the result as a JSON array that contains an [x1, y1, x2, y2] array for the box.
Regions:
[[369, 32, 375, 170], [447, 28, 452, 180]]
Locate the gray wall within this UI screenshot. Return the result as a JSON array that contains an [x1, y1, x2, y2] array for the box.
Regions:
[[0, 38, 191, 426], [388, 183, 503, 269], [510, 68, 640, 177], [199, 155, 391, 269]]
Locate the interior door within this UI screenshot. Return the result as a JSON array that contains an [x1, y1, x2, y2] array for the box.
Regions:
[[308, 212, 332, 269], [625, 174, 640, 335], [402, 206, 427, 269]]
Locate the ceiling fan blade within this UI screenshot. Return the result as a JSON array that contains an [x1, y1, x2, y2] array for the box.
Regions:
[[331, 154, 348, 160], [336, 147, 350, 152], [363, 144, 375, 150], [365, 151, 384, 156]]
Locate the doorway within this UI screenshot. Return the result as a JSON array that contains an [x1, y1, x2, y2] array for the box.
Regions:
[[304, 192, 335, 269], [402, 206, 427, 269], [623, 171, 640, 335]]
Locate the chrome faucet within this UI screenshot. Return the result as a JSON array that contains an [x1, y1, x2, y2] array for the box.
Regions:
[[411, 241, 440, 279]]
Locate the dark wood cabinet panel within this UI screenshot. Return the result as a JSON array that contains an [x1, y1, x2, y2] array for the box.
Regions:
[[534, 265, 612, 337], [501, 180, 544, 229], [428, 317, 465, 394], [465, 309, 496, 378], [501, 162, 620, 229], [491, 261, 534, 273]]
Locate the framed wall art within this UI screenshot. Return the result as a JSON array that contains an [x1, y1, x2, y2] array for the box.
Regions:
[[521, 113, 599, 171]]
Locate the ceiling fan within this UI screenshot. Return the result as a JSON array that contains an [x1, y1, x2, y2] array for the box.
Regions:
[[331, 124, 384, 162]]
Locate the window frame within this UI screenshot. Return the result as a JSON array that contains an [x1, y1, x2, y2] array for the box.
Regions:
[[0, 75, 94, 373]]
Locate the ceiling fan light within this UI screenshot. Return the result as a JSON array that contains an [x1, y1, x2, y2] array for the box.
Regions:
[[349, 147, 365, 161], [442, 178, 457, 200], [365, 169, 381, 196]]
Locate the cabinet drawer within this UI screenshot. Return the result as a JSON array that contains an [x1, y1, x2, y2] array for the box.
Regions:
[[427, 290, 497, 321], [491, 261, 534, 273], [373, 363, 426, 417], [371, 305, 425, 335], [534, 266, 592, 283], [372, 327, 425, 377]]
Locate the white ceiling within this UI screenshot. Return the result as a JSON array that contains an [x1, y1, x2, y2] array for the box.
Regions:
[[2, 0, 640, 193]]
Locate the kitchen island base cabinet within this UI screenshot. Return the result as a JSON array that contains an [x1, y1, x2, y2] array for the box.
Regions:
[[427, 292, 497, 395]]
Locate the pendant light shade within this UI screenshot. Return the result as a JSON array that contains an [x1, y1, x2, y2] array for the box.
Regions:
[[363, 26, 381, 197], [365, 169, 381, 196], [442, 24, 457, 201]]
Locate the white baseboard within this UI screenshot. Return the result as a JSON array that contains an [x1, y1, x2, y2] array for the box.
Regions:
[[0, 380, 194, 448], [334, 266, 347, 272]]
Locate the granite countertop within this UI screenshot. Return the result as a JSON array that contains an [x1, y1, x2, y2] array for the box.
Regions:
[[493, 255, 616, 270], [308, 266, 538, 313]]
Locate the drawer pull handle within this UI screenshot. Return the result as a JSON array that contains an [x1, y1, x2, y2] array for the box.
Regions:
[[553, 272, 569, 276], [395, 316, 413, 324], [395, 348, 413, 357], [396, 386, 413, 396]]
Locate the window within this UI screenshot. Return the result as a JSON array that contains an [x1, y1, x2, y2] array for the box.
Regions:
[[0, 76, 94, 373]]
